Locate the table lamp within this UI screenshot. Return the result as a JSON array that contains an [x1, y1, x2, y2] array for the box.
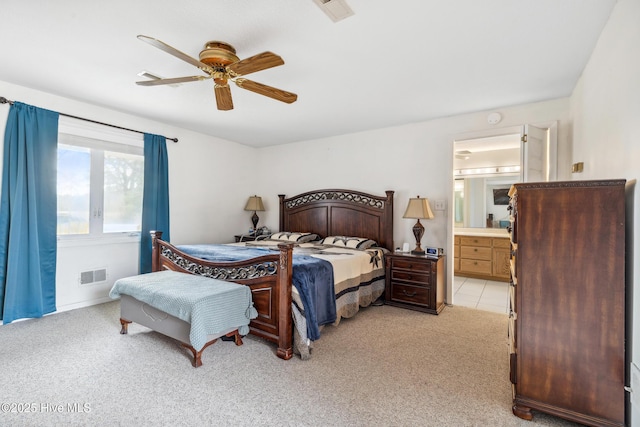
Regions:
[[403, 196, 434, 255], [244, 195, 265, 232]]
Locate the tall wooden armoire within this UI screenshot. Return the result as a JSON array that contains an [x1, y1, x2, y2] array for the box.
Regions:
[[508, 180, 626, 427]]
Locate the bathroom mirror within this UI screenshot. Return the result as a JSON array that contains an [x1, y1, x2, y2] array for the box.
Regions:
[[454, 176, 518, 228]]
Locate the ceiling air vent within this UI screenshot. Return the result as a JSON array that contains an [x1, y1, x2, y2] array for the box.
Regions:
[[313, 0, 354, 22]]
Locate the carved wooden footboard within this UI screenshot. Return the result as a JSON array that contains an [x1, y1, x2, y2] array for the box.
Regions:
[[151, 231, 294, 360]]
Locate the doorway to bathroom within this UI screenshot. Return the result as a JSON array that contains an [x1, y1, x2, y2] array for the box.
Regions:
[[449, 123, 557, 312]]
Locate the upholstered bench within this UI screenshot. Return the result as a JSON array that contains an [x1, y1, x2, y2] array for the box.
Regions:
[[109, 270, 258, 367]]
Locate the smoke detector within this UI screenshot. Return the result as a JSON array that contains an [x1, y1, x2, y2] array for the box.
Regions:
[[487, 112, 502, 125], [313, 0, 354, 22]]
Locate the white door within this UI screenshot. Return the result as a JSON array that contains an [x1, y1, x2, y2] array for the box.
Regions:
[[521, 124, 548, 182]]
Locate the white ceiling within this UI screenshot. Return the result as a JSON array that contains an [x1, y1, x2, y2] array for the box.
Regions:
[[455, 134, 521, 153], [1, 0, 616, 147]]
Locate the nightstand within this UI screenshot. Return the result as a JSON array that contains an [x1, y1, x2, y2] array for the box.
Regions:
[[234, 234, 258, 242], [384, 253, 445, 314]]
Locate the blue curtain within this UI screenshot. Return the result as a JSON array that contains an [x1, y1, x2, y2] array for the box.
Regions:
[[0, 102, 59, 324], [139, 133, 170, 274]]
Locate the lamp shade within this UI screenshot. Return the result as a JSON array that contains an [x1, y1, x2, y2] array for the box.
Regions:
[[403, 196, 434, 220], [244, 196, 265, 212]]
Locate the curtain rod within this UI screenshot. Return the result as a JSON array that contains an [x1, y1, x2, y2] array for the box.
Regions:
[[0, 96, 178, 143]]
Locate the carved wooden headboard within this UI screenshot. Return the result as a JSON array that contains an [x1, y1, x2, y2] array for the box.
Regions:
[[278, 189, 394, 251]]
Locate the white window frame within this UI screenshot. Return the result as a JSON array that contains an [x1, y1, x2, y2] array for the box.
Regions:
[[57, 117, 144, 246]]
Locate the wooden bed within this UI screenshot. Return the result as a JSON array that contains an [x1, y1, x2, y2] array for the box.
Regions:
[[150, 189, 394, 360]]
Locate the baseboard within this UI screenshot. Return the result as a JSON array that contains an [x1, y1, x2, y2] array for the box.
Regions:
[[0, 296, 115, 326], [56, 296, 114, 313]]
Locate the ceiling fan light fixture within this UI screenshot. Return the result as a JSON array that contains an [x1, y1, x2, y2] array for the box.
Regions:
[[199, 41, 240, 66]]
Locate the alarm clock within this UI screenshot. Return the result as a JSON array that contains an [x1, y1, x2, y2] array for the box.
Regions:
[[425, 247, 444, 258]]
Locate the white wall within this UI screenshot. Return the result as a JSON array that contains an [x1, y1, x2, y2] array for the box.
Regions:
[[0, 80, 255, 312], [255, 97, 571, 303], [568, 0, 640, 422], [0, 83, 573, 316]]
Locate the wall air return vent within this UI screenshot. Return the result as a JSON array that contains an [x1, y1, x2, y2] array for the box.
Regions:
[[80, 268, 107, 285], [313, 0, 354, 22]]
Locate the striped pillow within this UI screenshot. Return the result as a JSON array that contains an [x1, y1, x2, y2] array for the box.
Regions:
[[320, 236, 378, 249], [268, 232, 318, 243]]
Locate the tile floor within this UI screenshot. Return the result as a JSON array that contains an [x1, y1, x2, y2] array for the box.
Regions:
[[453, 276, 509, 314]]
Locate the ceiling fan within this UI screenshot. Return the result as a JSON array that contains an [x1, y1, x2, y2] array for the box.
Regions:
[[135, 35, 298, 111]]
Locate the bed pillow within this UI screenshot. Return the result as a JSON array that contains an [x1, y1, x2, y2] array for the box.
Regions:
[[268, 232, 319, 243], [320, 236, 378, 250]]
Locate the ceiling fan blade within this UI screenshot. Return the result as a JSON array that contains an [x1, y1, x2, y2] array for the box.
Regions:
[[137, 35, 214, 73], [136, 76, 211, 86], [235, 79, 297, 104], [227, 52, 284, 76], [214, 85, 234, 110]]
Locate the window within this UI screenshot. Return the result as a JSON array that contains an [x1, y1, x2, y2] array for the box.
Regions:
[[57, 119, 144, 238], [57, 144, 91, 234], [103, 150, 144, 232]]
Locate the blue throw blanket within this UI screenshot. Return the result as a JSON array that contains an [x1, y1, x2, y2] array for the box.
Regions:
[[177, 244, 336, 341]]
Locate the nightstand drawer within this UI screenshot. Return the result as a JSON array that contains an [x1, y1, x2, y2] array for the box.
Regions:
[[390, 258, 431, 272], [389, 283, 431, 307], [390, 270, 430, 286]]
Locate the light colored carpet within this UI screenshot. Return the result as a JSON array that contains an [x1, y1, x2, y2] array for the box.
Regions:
[[0, 301, 581, 427]]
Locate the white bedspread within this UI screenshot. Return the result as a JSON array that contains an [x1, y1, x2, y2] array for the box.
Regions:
[[242, 240, 386, 358]]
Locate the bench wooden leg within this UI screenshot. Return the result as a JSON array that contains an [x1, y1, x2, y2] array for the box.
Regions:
[[182, 330, 243, 367], [182, 339, 217, 368], [227, 330, 243, 346], [119, 318, 132, 335]]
